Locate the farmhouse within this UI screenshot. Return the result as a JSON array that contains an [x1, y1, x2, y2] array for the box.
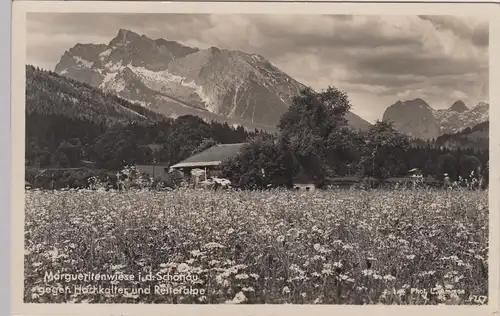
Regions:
[[170, 143, 246, 178]]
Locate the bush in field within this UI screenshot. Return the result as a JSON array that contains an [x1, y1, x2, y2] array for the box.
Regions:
[[24, 187, 488, 305]]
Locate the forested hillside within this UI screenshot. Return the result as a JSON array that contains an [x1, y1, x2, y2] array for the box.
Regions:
[[435, 121, 489, 150], [26, 66, 260, 171], [26, 65, 165, 124]]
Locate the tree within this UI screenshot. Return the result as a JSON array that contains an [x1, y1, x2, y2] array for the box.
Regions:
[[423, 159, 436, 177], [89, 127, 146, 170], [220, 135, 296, 189], [52, 151, 69, 168], [437, 153, 458, 181], [458, 155, 481, 180], [57, 140, 82, 167], [394, 163, 409, 177], [166, 115, 215, 163], [360, 121, 410, 179], [191, 138, 218, 156], [325, 126, 365, 176], [277, 86, 358, 187]]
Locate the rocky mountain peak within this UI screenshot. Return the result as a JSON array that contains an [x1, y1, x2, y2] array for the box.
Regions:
[[449, 100, 468, 113], [109, 29, 142, 46], [154, 38, 199, 59], [406, 98, 431, 108], [382, 98, 440, 140]]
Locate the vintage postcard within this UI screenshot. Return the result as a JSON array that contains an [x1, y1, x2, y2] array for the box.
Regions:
[[10, 1, 500, 315]]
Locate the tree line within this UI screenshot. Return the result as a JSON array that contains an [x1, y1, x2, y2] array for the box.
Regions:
[[25, 69, 488, 190], [26, 115, 258, 169], [219, 87, 488, 189]]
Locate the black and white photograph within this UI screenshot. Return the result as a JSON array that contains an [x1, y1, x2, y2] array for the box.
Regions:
[[13, 1, 496, 309]]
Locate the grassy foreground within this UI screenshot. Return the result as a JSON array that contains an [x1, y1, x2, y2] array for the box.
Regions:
[[24, 187, 488, 304]]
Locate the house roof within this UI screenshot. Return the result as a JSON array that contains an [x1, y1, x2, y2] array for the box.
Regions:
[[135, 164, 171, 169], [170, 143, 246, 169]]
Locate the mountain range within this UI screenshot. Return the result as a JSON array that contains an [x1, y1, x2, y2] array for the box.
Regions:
[[46, 28, 489, 143], [382, 98, 489, 140], [53, 28, 371, 132]]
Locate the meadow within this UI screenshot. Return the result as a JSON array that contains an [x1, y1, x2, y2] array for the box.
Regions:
[[24, 187, 489, 304]]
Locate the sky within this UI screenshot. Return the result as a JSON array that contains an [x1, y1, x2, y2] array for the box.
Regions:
[[26, 13, 489, 123]]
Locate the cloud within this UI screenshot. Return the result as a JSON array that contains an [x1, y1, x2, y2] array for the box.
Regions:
[[418, 15, 489, 47], [26, 13, 489, 123]]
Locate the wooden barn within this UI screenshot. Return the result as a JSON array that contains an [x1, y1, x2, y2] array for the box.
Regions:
[[170, 143, 245, 178]]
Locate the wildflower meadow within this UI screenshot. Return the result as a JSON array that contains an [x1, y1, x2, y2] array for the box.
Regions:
[[24, 187, 488, 305]]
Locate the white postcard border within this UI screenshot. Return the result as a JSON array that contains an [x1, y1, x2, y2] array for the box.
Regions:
[[11, 1, 500, 315]]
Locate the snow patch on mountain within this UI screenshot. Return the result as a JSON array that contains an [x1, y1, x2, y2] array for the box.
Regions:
[[105, 59, 124, 72], [99, 49, 112, 60], [194, 86, 218, 113], [123, 64, 219, 112], [228, 82, 244, 118], [73, 56, 94, 68], [128, 100, 150, 108], [101, 72, 118, 88], [127, 64, 197, 89]]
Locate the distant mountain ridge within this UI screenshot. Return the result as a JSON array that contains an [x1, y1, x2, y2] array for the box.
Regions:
[[53, 28, 371, 132], [383, 98, 489, 140], [434, 101, 489, 135]]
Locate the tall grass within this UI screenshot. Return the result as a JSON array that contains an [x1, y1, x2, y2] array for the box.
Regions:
[[24, 187, 488, 304]]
